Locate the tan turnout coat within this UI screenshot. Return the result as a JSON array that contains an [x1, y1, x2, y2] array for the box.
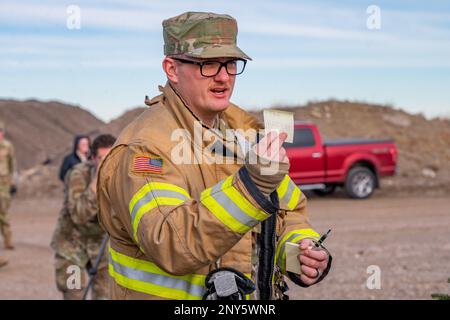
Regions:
[[97, 83, 322, 300]]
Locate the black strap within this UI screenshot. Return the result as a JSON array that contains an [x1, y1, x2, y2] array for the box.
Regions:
[[257, 192, 279, 300]]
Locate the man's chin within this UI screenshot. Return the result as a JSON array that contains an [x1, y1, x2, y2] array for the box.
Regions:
[[213, 105, 230, 114], [209, 101, 230, 113]]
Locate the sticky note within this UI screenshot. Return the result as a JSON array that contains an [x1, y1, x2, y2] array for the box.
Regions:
[[263, 109, 294, 143], [285, 242, 301, 274]]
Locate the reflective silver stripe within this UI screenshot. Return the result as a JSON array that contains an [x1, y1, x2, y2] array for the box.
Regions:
[[210, 180, 259, 228], [109, 254, 206, 298], [130, 190, 188, 222], [280, 178, 296, 204], [277, 234, 300, 268]]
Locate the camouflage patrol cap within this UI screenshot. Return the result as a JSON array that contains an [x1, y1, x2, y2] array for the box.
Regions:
[[163, 12, 251, 60]]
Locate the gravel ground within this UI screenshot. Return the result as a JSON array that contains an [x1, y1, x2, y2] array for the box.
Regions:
[[290, 191, 450, 300], [1, 192, 449, 300]]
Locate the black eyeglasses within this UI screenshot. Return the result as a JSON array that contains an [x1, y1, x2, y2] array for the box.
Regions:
[[172, 58, 247, 77]]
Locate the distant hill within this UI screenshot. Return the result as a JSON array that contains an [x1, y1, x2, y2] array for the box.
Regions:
[[1, 98, 448, 198], [0, 99, 104, 170], [97, 107, 147, 137]]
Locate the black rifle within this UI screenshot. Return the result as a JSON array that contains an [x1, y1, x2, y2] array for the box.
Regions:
[[82, 234, 109, 300]]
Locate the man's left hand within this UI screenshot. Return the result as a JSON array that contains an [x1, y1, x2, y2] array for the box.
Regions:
[[297, 238, 329, 286]]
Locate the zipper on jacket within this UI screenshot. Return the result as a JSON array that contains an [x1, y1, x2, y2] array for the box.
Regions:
[[258, 213, 276, 300]]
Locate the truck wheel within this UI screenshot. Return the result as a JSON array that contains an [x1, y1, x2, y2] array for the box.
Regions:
[[313, 185, 336, 197], [345, 167, 376, 199]]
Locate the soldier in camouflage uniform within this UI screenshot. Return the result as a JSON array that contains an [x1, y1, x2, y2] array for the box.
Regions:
[[51, 134, 116, 300], [0, 121, 17, 250]]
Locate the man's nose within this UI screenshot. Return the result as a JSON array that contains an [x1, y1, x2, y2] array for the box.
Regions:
[[214, 65, 230, 82]]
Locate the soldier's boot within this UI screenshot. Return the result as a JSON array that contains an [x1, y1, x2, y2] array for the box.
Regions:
[[0, 256, 8, 269], [3, 229, 14, 250]]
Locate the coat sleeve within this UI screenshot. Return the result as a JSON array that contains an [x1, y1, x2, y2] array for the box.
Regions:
[[59, 156, 69, 182], [274, 175, 332, 287], [101, 143, 280, 276], [66, 168, 98, 225]]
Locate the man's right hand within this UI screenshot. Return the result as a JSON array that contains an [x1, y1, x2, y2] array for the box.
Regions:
[[254, 131, 289, 163], [244, 131, 290, 197]]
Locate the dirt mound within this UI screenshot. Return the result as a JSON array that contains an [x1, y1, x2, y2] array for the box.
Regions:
[[0, 99, 105, 198], [0, 99, 104, 170], [97, 107, 147, 137]]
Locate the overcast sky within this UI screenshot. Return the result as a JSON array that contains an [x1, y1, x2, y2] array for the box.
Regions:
[[1, 0, 450, 121]]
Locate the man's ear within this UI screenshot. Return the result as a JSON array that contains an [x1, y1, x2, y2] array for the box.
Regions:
[[162, 57, 179, 84]]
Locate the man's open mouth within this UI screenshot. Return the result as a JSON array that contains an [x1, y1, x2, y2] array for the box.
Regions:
[[210, 87, 228, 97], [211, 88, 227, 93]]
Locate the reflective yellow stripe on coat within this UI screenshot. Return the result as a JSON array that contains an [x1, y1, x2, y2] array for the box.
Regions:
[[200, 175, 270, 234], [108, 247, 206, 300], [276, 175, 302, 210], [129, 182, 190, 242], [275, 229, 320, 273]]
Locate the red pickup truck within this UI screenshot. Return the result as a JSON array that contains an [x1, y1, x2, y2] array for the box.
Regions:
[[285, 122, 397, 199]]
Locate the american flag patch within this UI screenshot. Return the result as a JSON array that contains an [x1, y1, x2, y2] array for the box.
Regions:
[[133, 155, 163, 174]]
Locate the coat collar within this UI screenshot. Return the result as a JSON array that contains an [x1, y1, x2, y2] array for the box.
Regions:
[[151, 82, 263, 162]]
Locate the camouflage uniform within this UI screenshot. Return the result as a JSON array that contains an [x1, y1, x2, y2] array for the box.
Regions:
[[51, 161, 108, 300], [0, 134, 16, 250]]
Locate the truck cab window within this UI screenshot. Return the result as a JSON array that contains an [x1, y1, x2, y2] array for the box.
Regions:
[[285, 128, 315, 148]]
